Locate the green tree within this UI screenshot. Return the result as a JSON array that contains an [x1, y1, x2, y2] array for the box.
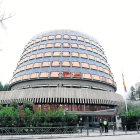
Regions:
[[0, 106, 19, 126], [0, 82, 10, 91], [0, 105, 3, 110], [23, 108, 32, 126], [136, 85, 140, 99], [129, 86, 135, 100], [118, 102, 140, 115], [10, 100, 19, 111], [3, 83, 9, 91], [23, 101, 34, 112], [0, 82, 3, 91]]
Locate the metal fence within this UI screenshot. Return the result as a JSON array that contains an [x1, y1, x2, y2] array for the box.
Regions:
[[0, 126, 88, 137], [0, 123, 140, 137]]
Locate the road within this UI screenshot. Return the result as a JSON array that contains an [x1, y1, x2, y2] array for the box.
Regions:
[[24, 134, 140, 140]]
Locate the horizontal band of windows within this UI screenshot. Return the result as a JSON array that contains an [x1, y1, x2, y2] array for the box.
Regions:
[[23, 43, 104, 57], [19, 51, 108, 69], [12, 73, 115, 86], [25, 35, 101, 51], [15, 62, 111, 76]]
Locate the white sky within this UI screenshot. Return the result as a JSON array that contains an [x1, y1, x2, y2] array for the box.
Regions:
[[0, 0, 140, 98]]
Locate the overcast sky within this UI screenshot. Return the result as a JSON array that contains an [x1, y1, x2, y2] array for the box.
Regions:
[[0, 0, 140, 98]]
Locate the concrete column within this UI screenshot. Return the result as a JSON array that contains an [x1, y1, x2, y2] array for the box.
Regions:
[[73, 102, 74, 111], [92, 115, 94, 132], [84, 103, 85, 111]]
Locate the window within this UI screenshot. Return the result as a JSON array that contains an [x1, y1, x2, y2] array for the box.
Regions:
[[78, 36, 84, 41], [26, 64, 33, 69], [96, 44, 99, 48], [33, 46, 37, 51], [36, 53, 43, 58], [104, 69, 109, 74], [23, 74, 30, 80], [88, 55, 94, 60], [24, 57, 29, 62], [40, 72, 49, 78], [20, 66, 26, 71], [108, 79, 113, 84], [72, 62, 80, 67], [27, 48, 31, 54], [30, 54, 36, 60], [86, 46, 92, 51], [100, 76, 107, 82], [36, 38, 40, 43], [85, 38, 90, 43], [48, 35, 54, 40], [52, 61, 60, 66], [81, 63, 89, 68], [62, 52, 70, 57], [109, 71, 112, 76], [56, 35, 61, 39], [71, 35, 77, 40], [96, 57, 100, 62], [12, 78, 15, 83], [72, 73, 81, 78], [71, 43, 78, 48], [39, 44, 45, 49], [15, 68, 19, 74], [34, 62, 41, 68], [31, 73, 39, 79], [19, 59, 23, 64], [91, 40, 95, 45], [50, 72, 59, 77], [92, 75, 100, 80], [102, 60, 106, 65], [42, 36, 47, 41], [44, 52, 51, 57], [62, 61, 70, 66], [31, 40, 35, 45], [47, 43, 53, 48], [63, 34, 69, 39], [80, 53, 87, 59], [63, 43, 69, 48], [98, 51, 101, 55], [54, 43, 61, 48], [93, 48, 98, 53], [90, 64, 97, 70], [61, 72, 71, 77], [79, 44, 85, 50], [16, 76, 22, 82], [53, 52, 61, 57], [42, 61, 50, 67], [83, 73, 91, 79], [98, 66, 103, 71], [22, 51, 26, 56], [71, 52, 79, 57]]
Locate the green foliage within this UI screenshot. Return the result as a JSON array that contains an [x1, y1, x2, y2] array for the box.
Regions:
[[130, 86, 135, 100], [23, 101, 34, 112], [0, 82, 3, 91], [0, 101, 78, 127], [10, 100, 19, 110], [136, 85, 140, 98], [118, 101, 140, 124], [23, 108, 32, 126], [0, 82, 9, 91], [0, 105, 3, 110], [0, 106, 19, 126]]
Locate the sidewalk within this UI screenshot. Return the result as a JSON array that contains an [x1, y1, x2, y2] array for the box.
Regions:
[[0, 130, 139, 139]]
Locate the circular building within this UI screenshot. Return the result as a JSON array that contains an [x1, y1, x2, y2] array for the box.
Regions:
[[0, 30, 124, 119], [10, 30, 116, 92]]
